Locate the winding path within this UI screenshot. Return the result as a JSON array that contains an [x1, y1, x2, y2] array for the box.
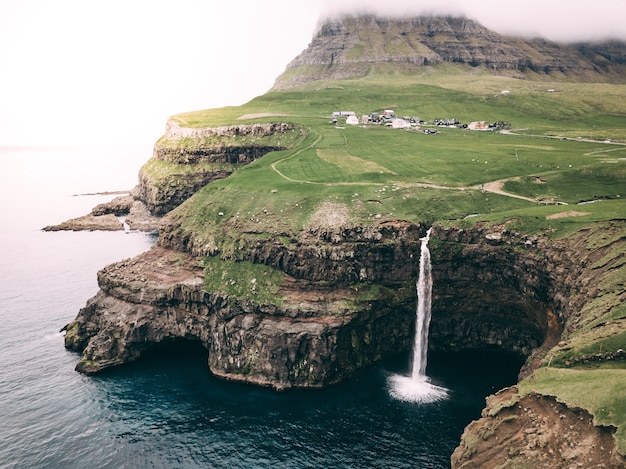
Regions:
[[270, 128, 625, 204], [474, 180, 538, 203]]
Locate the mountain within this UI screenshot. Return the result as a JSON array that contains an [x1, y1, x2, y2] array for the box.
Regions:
[[272, 14, 626, 89]]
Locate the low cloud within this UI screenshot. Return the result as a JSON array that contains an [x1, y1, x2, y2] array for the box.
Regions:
[[319, 0, 464, 20], [317, 0, 626, 42]]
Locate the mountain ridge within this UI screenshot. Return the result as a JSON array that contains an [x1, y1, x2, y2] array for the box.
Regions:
[[272, 14, 626, 89]]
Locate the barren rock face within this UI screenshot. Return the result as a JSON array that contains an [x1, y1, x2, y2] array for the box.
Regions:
[[451, 387, 626, 469], [64, 221, 589, 387]]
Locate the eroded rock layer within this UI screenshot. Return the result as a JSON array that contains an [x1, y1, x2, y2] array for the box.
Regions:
[[64, 215, 626, 462], [451, 386, 626, 468], [273, 15, 626, 89], [65, 219, 612, 387], [137, 123, 300, 215], [64, 246, 415, 389]]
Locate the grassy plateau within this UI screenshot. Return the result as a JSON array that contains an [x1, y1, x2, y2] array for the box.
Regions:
[[171, 69, 625, 239]]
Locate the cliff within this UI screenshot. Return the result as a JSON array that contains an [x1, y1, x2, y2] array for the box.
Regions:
[[64, 224, 422, 389], [138, 122, 301, 215], [64, 210, 626, 464], [60, 12, 626, 467], [43, 122, 304, 231], [273, 15, 626, 89]]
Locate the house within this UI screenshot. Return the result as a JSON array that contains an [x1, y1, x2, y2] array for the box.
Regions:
[[332, 111, 356, 118], [467, 121, 490, 131], [392, 118, 411, 129], [346, 115, 359, 125], [369, 112, 381, 123], [382, 110, 396, 121], [434, 118, 460, 127]]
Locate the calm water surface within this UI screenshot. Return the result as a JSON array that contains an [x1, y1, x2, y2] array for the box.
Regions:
[[0, 146, 522, 468]]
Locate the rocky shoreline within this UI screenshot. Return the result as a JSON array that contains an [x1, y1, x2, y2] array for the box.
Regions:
[[42, 192, 161, 233]]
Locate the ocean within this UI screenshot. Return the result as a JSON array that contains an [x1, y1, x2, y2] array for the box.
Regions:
[[0, 146, 522, 468]]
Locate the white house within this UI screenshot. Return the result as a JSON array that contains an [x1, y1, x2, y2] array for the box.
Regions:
[[346, 115, 359, 125], [392, 118, 411, 129], [468, 121, 490, 130]]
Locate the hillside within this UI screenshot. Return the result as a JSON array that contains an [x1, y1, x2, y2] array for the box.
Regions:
[[63, 13, 626, 468], [273, 15, 626, 89]]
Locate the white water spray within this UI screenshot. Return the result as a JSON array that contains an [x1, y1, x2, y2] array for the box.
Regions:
[[388, 228, 448, 403]]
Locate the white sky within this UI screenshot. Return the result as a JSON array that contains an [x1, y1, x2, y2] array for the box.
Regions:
[[1, 0, 624, 146]]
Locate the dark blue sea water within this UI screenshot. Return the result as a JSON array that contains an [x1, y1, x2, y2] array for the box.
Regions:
[[0, 146, 523, 468]]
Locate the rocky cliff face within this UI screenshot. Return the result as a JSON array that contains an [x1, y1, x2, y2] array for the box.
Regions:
[[64, 208, 626, 462], [135, 122, 300, 215], [273, 15, 626, 89], [451, 386, 626, 468], [65, 217, 617, 386], [63, 243, 416, 389]]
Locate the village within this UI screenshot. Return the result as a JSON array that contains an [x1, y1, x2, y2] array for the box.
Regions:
[[331, 109, 510, 133]]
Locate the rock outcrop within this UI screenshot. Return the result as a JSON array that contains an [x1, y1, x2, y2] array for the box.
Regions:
[[63, 245, 416, 389], [42, 195, 161, 232], [136, 122, 301, 215], [451, 386, 626, 468], [43, 213, 123, 232]]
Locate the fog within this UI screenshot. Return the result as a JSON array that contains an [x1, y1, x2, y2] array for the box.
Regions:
[[0, 0, 623, 147], [0, 1, 319, 146], [319, 0, 626, 42]]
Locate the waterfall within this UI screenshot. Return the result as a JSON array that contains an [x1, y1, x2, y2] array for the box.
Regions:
[[388, 228, 448, 403], [411, 227, 433, 380]]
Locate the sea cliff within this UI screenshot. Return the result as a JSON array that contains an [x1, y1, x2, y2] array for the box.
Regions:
[[61, 12, 626, 466], [64, 205, 626, 464], [64, 213, 625, 390]]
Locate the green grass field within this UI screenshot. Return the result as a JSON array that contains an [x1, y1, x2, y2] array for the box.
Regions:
[[170, 71, 626, 239]]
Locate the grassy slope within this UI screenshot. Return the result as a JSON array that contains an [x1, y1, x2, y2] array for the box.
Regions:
[[167, 67, 626, 450], [519, 366, 626, 453]]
